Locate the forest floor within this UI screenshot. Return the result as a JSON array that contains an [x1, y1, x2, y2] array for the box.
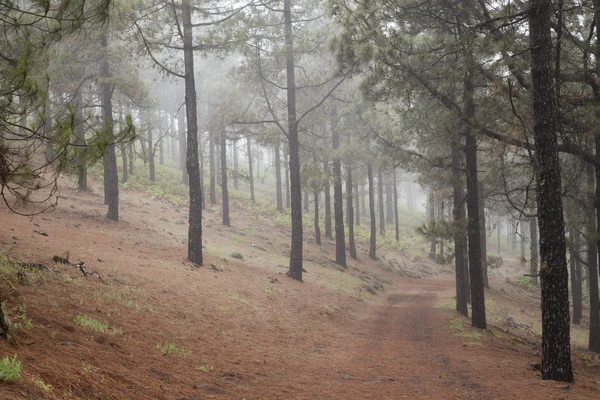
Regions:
[[1, 177, 600, 399]]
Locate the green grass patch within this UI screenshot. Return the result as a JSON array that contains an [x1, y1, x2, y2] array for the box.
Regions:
[[435, 298, 456, 310], [0, 355, 22, 383], [75, 314, 122, 336], [156, 341, 189, 356]]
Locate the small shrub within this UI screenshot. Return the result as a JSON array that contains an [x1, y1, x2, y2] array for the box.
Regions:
[[33, 377, 52, 392], [230, 252, 244, 260], [197, 365, 211, 373], [488, 255, 503, 269], [156, 341, 189, 356], [0, 355, 22, 383]]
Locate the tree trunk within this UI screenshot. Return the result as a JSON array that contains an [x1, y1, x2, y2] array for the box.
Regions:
[[464, 72, 486, 330], [233, 139, 239, 190], [284, 0, 303, 281], [368, 164, 376, 260], [178, 109, 187, 185], [128, 141, 134, 176], [347, 166, 356, 260], [378, 168, 385, 236], [148, 126, 155, 182], [100, 31, 118, 221], [275, 142, 283, 212], [393, 168, 399, 242], [332, 104, 346, 268], [209, 131, 217, 205], [314, 191, 321, 245], [182, 0, 203, 265], [221, 127, 229, 226], [428, 190, 436, 260], [324, 162, 332, 239], [530, 0, 573, 381], [530, 215, 539, 283], [452, 139, 468, 317], [479, 183, 488, 288], [355, 183, 360, 227], [361, 183, 366, 216], [588, 154, 600, 351], [284, 146, 290, 208], [73, 91, 87, 191], [247, 136, 255, 203], [386, 174, 393, 225], [570, 228, 582, 325]]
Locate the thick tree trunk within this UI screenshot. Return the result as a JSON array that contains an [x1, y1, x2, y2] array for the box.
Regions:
[[284, 0, 303, 281], [530, 0, 573, 381], [332, 105, 346, 268], [588, 156, 600, 351], [378, 168, 385, 236], [464, 73, 486, 330], [393, 168, 399, 242], [178, 110, 187, 185], [221, 127, 229, 226], [247, 136, 255, 203], [368, 164, 376, 260], [428, 190, 436, 260], [452, 139, 468, 317], [182, 0, 203, 265], [347, 166, 356, 260], [275, 142, 283, 212], [209, 132, 217, 205], [100, 31, 118, 221]]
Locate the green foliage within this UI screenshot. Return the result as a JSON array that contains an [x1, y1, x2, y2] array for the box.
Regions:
[[156, 341, 189, 356], [75, 315, 122, 336], [33, 376, 53, 392], [0, 355, 22, 383]]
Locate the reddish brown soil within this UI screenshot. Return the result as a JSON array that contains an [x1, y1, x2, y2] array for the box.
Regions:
[[0, 180, 599, 399]]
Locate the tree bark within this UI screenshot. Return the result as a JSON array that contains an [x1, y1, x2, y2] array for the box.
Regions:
[[221, 127, 229, 226], [332, 103, 346, 268], [275, 142, 283, 212], [588, 152, 600, 351], [182, 0, 203, 265], [347, 166, 356, 260], [284, 0, 303, 281], [530, 0, 573, 381], [148, 126, 155, 182], [178, 109, 187, 185], [479, 183, 488, 288], [73, 90, 87, 191], [393, 168, 399, 242], [452, 139, 468, 317], [324, 164, 332, 239], [368, 164, 376, 260], [314, 191, 321, 245], [530, 215, 539, 284], [386, 174, 393, 225], [428, 189, 436, 260], [378, 168, 385, 236], [100, 31, 119, 221], [570, 228, 582, 325], [209, 131, 217, 205], [355, 183, 361, 227], [247, 135, 255, 203], [464, 72, 486, 329], [284, 145, 290, 208], [233, 139, 239, 190]]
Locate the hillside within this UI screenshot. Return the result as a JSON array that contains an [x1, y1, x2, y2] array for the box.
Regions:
[[0, 175, 599, 399]]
